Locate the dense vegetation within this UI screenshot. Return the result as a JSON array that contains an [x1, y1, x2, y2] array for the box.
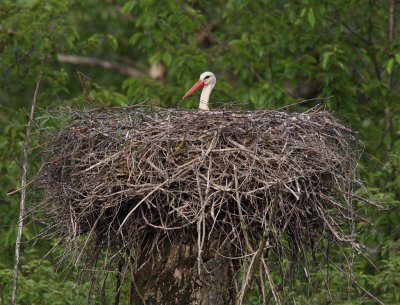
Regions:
[[0, 0, 399, 304]]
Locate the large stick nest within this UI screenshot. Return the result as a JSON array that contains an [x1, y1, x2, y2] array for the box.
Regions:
[[35, 105, 361, 295]]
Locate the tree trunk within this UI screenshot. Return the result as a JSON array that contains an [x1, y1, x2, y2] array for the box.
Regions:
[[131, 240, 237, 305]]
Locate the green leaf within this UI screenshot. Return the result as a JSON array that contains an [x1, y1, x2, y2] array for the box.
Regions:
[[386, 58, 394, 74], [107, 34, 118, 50], [395, 53, 400, 65], [322, 51, 333, 69], [163, 52, 172, 66], [307, 8, 316, 28], [129, 32, 142, 45], [121, 0, 137, 13]]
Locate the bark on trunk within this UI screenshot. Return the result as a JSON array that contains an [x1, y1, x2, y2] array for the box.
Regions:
[[132, 240, 237, 305]]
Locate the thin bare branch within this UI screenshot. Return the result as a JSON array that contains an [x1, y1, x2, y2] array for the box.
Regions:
[[57, 54, 143, 78], [11, 77, 41, 305]]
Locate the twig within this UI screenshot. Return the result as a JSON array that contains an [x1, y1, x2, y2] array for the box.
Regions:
[[236, 236, 268, 305], [3, 46, 35, 73], [7, 179, 35, 196], [261, 259, 281, 305], [77, 70, 95, 105], [274, 96, 334, 111], [11, 77, 41, 305]]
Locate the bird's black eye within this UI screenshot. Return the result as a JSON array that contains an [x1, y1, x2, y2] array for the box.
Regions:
[[204, 75, 211, 80]]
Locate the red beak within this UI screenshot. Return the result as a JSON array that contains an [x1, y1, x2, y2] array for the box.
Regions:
[[182, 80, 205, 99]]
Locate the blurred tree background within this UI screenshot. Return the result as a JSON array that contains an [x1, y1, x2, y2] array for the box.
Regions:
[[1, 0, 399, 304]]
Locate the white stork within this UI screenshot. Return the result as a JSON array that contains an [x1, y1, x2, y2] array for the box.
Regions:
[[182, 72, 216, 111]]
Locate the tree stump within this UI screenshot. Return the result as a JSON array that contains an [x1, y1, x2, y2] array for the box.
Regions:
[[132, 240, 237, 305]]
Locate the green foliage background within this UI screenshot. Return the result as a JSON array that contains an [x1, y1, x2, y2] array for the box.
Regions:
[[0, 0, 399, 304]]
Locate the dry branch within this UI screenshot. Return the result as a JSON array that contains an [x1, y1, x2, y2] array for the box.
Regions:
[[57, 54, 143, 78], [33, 105, 362, 303], [12, 77, 41, 305]]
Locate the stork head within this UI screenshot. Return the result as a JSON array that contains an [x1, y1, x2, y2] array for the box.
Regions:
[[199, 71, 216, 86], [182, 71, 216, 100]]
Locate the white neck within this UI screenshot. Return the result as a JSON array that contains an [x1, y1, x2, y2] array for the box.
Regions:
[[199, 83, 214, 111]]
